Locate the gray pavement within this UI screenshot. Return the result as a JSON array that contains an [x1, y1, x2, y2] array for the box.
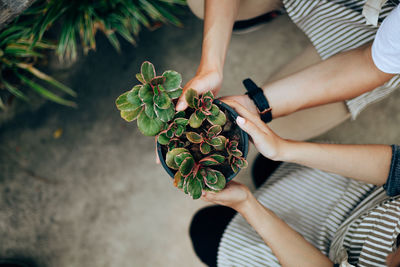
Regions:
[[0, 12, 399, 267]]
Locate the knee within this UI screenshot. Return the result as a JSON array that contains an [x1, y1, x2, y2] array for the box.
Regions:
[[187, 0, 205, 20]]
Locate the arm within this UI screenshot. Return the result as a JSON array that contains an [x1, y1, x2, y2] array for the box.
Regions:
[[202, 181, 334, 267], [265, 44, 395, 118], [226, 99, 392, 186], [223, 44, 395, 119], [176, 0, 240, 110]]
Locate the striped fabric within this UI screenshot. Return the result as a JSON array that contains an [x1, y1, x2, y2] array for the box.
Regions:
[[217, 163, 399, 266], [283, 0, 400, 119]]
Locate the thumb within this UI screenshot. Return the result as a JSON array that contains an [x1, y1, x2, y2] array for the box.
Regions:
[[236, 116, 267, 145], [176, 96, 188, 111]]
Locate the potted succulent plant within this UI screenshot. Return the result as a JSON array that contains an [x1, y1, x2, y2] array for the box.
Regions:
[[116, 61, 249, 199]]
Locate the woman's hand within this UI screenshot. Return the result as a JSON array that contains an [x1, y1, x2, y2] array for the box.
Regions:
[[222, 99, 286, 161], [201, 181, 252, 212], [176, 69, 223, 111]]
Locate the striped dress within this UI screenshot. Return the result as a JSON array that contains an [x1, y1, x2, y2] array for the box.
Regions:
[[217, 163, 400, 266]]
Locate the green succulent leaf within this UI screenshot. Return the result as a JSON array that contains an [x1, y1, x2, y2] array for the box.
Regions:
[[175, 125, 185, 137], [207, 111, 227, 126], [189, 112, 205, 128], [209, 136, 224, 147], [115, 85, 142, 111], [144, 104, 157, 119], [231, 162, 239, 173], [231, 149, 243, 157], [141, 61, 156, 83], [200, 142, 211, 154], [205, 169, 218, 185], [187, 176, 203, 200], [195, 109, 206, 120], [199, 156, 219, 166], [166, 148, 188, 170], [205, 169, 226, 191], [202, 96, 213, 110], [120, 106, 143, 122], [175, 152, 192, 166], [214, 136, 227, 150], [174, 171, 184, 189], [203, 91, 214, 100], [162, 70, 182, 91], [153, 89, 172, 109], [207, 125, 222, 138], [185, 88, 197, 108], [186, 132, 203, 143], [167, 88, 183, 99], [174, 118, 188, 126], [150, 76, 166, 86], [157, 131, 170, 145], [137, 110, 164, 136], [175, 111, 186, 119], [236, 157, 248, 168], [136, 73, 145, 84], [183, 173, 193, 194], [180, 157, 195, 176], [210, 104, 220, 116], [209, 154, 225, 163], [155, 105, 175, 123], [139, 83, 153, 105]]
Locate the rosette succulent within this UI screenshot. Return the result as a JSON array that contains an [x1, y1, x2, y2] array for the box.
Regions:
[[226, 139, 248, 173], [185, 88, 226, 128], [185, 125, 226, 154], [115, 61, 183, 136]]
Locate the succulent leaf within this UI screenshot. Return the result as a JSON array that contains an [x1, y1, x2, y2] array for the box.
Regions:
[[187, 176, 202, 200], [175, 152, 192, 166], [155, 105, 175, 123], [157, 131, 170, 145], [210, 104, 220, 116], [207, 110, 226, 126], [203, 91, 214, 99], [200, 142, 211, 154], [209, 136, 223, 147], [189, 112, 204, 128], [207, 125, 222, 138], [167, 88, 183, 99], [214, 136, 226, 150], [137, 110, 164, 136], [120, 106, 143, 122], [173, 171, 184, 189], [139, 83, 153, 105], [144, 103, 157, 119], [175, 118, 189, 127], [199, 157, 219, 166], [180, 157, 195, 176], [236, 158, 248, 168], [185, 88, 197, 108], [174, 111, 186, 119], [209, 154, 225, 164], [205, 169, 218, 184], [150, 76, 166, 86], [175, 125, 185, 137], [195, 109, 206, 120], [136, 73, 145, 84], [231, 162, 239, 173], [202, 96, 213, 110], [115, 85, 142, 111], [141, 61, 156, 83], [205, 169, 226, 191], [166, 148, 188, 170], [153, 89, 172, 109], [186, 132, 203, 143], [162, 70, 182, 91]]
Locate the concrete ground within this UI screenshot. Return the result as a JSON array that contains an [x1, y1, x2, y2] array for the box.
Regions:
[[1, 11, 400, 267]]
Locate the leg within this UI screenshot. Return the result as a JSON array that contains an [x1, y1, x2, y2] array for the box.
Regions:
[[190, 206, 236, 267], [187, 0, 282, 21], [265, 44, 351, 141]]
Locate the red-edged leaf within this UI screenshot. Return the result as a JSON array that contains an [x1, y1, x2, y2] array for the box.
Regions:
[[175, 152, 192, 166], [200, 142, 211, 154], [207, 125, 222, 138], [186, 132, 203, 143], [180, 157, 195, 176], [150, 76, 166, 86]]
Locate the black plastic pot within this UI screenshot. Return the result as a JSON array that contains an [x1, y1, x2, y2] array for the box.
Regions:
[[157, 99, 249, 183]]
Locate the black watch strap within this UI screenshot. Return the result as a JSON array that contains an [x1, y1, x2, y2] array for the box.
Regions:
[[242, 78, 272, 123]]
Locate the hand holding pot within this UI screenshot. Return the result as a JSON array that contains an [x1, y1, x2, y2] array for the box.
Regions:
[[176, 69, 222, 111], [201, 181, 251, 212], [222, 99, 286, 161]]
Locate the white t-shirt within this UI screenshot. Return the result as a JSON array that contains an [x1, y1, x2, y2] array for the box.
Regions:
[[372, 5, 400, 74]]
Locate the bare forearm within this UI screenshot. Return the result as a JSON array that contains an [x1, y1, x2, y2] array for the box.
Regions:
[[264, 44, 395, 118], [278, 142, 392, 185], [200, 0, 240, 72], [239, 195, 333, 267]]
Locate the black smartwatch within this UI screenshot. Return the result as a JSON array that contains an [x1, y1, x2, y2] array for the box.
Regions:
[[242, 78, 273, 123]]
